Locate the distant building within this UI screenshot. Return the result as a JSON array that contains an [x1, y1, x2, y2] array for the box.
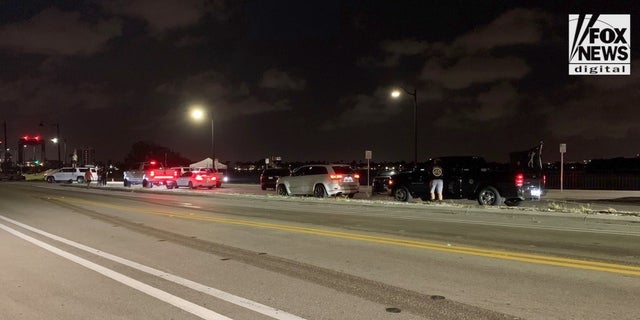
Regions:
[[78, 147, 96, 166]]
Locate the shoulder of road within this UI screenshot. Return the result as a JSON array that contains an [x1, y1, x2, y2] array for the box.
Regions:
[[28, 181, 640, 222]]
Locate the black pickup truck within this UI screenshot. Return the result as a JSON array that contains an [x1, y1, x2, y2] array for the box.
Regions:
[[388, 143, 545, 206]]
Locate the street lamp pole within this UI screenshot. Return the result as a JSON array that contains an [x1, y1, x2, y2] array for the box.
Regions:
[[39, 121, 61, 163], [408, 89, 418, 165], [391, 88, 419, 165], [55, 123, 61, 162], [190, 106, 215, 169], [210, 117, 215, 169]]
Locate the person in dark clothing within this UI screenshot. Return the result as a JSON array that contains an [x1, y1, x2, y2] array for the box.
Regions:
[[100, 167, 108, 186]]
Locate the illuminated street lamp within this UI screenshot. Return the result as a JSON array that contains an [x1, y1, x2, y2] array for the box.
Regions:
[[190, 105, 215, 168], [391, 88, 418, 165], [39, 121, 61, 162]]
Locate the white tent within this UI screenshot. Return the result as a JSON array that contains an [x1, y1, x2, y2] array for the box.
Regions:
[[190, 158, 227, 170]]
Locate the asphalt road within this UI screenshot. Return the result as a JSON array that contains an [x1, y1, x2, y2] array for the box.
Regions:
[[1, 182, 639, 320]]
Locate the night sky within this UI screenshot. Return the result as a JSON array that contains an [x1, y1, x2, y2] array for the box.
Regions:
[[0, 0, 638, 165]]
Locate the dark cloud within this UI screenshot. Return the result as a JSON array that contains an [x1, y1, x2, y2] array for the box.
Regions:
[[0, 8, 122, 55], [543, 62, 640, 140], [102, 0, 225, 34], [452, 8, 551, 52], [260, 69, 306, 91], [421, 55, 530, 89], [0, 2, 637, 163]]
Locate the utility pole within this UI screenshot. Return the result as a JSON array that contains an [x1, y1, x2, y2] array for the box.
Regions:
[[2, 121, 6, 165]]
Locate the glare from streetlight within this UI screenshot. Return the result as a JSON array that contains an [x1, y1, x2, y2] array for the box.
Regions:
[[391, 90, 401, 98], [51, 138, 58, 143], [190, 107, 205, 121]]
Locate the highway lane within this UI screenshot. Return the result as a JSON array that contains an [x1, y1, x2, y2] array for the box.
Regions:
[[1, 182, 639, 320]]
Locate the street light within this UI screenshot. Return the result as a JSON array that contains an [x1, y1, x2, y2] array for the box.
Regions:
[[391, 88, 418, 165], [39, 121, 61, 163], [190, 105, 215, 169]]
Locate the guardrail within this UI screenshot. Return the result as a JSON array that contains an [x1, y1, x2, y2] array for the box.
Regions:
[[546, 173, 640, 190]]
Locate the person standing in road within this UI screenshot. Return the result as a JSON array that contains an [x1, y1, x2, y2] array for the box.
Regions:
[[84, 169, 92, 188], [100, 166, 108, 186], [429, 159, 444, 201]]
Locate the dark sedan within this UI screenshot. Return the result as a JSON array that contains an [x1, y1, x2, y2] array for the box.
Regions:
[[371, 170, 396, 194], [260, 168, 291, 190]]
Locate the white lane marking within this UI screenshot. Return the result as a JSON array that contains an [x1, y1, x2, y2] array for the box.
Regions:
[[180, 202, 203, 209], [0, 215, 306, 320], [0, 222, 232, 320]]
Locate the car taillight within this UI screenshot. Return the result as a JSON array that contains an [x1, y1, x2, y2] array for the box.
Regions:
[[354, 174, 360, 179], [211, 177, 217, 181], [515, 173, 524, 187], [330, 174, 343, 180], [195, 174, 203, 181], [542, 175, 546, 185], [174, 170, 178, 177], [150, 171, 155, 177], [388, 179, 394, 186]]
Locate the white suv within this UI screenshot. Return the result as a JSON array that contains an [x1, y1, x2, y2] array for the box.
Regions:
[[276, 164, 360, 198], [45, 167, 97, 183]]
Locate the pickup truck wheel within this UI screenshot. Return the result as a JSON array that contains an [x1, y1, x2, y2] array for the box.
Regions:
[[478, 187, 502, 205], [216, 182, 222, 188], [313, 184, 328, 198], [77, 177, 85, 184], [504, 199, 522, 207], [189, 181, 196, 189], [143, 180, 152, 188], [123, 179, 131, 187], [277, 184, 288, 196], [46, 176, 55, 183], [393, 186, 413, 202]]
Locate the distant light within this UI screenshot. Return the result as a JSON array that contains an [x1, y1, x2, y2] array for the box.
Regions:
[[391, 90, 401, 98], [51, 138, 59, 143]]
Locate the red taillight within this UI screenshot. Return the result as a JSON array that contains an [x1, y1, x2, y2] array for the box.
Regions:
[[515, 173, 524, 187], [542, 175, 546, 185], [150, 161, 156, 165], [211, 176, 217, 181], [150, 171, 155, 177], [330, 174, 343, 180], [354, 174, 360, 179], [195, 174, 203, 181], [174, 170, 178, 177]]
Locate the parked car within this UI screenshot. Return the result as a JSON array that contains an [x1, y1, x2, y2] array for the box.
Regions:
[[123, 161, 178, 188], [170, 167, 192, 176], [276, 164, 360, 198], [260, 168, 291, 190], [190, 167, 223, 187], [175, 170, 216, 189], [371, 170, 397, 193], [45, 167, 97, 183], [170, 167, 223, 188]]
